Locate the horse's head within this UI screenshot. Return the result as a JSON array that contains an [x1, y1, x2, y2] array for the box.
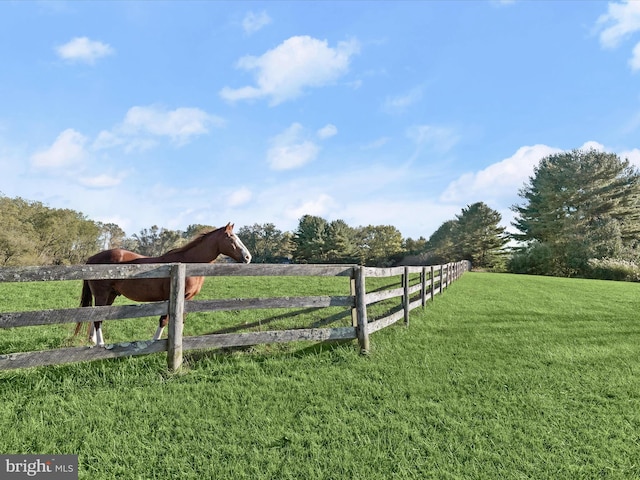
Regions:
[[220, 223, 252, 263]]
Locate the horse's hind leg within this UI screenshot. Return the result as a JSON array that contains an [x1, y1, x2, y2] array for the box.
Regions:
[[153, 315, 169, 341], [91, 287, 118, 347]]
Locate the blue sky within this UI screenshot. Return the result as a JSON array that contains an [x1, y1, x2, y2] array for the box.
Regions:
[[1, 1, 640, 240]]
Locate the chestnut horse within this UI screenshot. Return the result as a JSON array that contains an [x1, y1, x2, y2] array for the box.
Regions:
[[75, 223, 251, 346]]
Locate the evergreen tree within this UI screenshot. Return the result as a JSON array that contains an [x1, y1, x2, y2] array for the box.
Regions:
[[293, 215, 328, 263], [425, 220, 457, 264], [454, 202, 508, 269], [511, 149, 640, 276], [325, 220, 357, 263]]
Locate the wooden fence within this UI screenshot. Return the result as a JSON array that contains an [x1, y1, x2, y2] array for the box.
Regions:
[[0, 261, 470, 371]]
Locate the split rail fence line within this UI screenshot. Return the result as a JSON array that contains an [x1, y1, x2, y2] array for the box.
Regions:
[[0, 261, 470, 372]]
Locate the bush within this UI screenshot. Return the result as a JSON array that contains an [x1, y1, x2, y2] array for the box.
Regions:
[[586, 258, 640, 282], [508, 242, 558, 276]]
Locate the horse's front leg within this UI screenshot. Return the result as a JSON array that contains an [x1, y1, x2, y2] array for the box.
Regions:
[[91, 321, 105, 346], [153, 315, 169, 341]]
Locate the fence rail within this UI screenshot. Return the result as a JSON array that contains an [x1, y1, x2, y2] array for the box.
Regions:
[[0, 261, 470, 371]]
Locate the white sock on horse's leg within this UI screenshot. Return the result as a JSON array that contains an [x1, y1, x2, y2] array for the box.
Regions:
[[153, 326, 165, 341], [89, 324, 97, 345], [95, 326, 105, 347]]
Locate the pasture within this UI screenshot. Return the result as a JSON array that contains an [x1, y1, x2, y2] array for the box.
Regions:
[[0, 272, 639, 478]]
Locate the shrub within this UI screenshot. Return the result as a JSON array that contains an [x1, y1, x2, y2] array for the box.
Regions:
[[586, 258, 640, 282], [508, 242, 558, 276]]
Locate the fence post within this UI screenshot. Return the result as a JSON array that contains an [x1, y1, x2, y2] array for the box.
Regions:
[[350, 272, 358, 328], [354, 266, 369, 354], [167, 262, 186, 372], [403, 266, 410, 326], [430, 265, 435, 302], [421, 267, 427, 308], [445, 263, 450, 289]]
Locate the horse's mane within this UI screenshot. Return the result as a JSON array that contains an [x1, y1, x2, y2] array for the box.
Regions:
[[164, 226, 223, 255]]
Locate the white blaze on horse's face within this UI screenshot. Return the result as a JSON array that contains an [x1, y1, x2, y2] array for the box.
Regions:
[[232, 233, 252, 263]]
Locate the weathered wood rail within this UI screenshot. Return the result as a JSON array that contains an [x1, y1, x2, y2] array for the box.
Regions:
[[0, 261, 470, 371]]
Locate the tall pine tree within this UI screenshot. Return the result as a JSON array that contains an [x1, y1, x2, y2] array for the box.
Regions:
[[454, 202, 508, 269], [511, 149, 640, 276]]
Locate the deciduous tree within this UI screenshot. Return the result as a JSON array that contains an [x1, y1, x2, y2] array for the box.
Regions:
[[355, 225, 403, 266], [237, 223, 293, 263], [129, 226, 183, 257]]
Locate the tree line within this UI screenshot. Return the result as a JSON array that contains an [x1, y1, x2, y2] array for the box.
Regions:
[[0, 197, 411, 267], [2, 148, 639, 280], [0, 193, 487, 268]]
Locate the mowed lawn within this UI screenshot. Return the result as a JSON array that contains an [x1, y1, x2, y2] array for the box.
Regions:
[[0, 272, 639, 479]]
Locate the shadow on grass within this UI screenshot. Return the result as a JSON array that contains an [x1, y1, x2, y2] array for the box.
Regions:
[[204, 307, 351, 335], [183, 337, 357, 367]]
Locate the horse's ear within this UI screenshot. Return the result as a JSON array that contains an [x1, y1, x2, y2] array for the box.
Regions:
[[225, 222, 234, 234]]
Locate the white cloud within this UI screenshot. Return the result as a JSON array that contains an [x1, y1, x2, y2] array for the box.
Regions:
[[228, 187, 253, 207], [220, 35, 360, 105], [383, 86, 423, 113], [30, 128, 88, 169], [55, 37, 114, 64], [620, 148, 640, 167], [267, 123, 320, 170], [630, 41, 640, 70], [361, 137, 390, 150], [92, 130, 124, 150], [287, 193, 337, 219], [317, 124, 338, 139], [440, 144, 562, 204], [339, 199, 460, 235], [121, 106, 222, 144], [94, 105, 224, 151], [406, 124, 459, 153], [79, 173, 124, 188], [231, 161, 448, 238], [491, 0, 516, 6], [579, 140, 605, 151], [597, 1, 640, 48], [242, 11, 271, 35], [596, 1, 640, 70]]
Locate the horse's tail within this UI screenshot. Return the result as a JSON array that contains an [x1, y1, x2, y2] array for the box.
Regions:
[[74, 281, 93, 338]]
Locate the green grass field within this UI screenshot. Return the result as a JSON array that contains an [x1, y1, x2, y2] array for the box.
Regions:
[[1, 272, 639, 479]]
